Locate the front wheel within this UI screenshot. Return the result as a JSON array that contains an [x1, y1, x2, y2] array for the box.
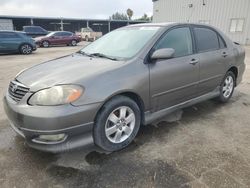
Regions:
[[20, 44, 32, 55], [217, 71, 235, 103], [42, 41, 49, 48], [94, 96, 141, 152]]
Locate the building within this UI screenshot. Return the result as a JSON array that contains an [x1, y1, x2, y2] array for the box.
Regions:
[[0, 15, 147, 35], [153, 0, 250, 45]]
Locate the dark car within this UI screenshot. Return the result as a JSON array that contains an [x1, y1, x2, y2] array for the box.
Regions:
[[35, 31, 81, 47], [0, 31, 37, 55], [4, 23, 245, 153], [23, 26, 48, 38]]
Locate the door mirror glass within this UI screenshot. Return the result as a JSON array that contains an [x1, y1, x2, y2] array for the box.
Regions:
[[151, 48, 175, 60]]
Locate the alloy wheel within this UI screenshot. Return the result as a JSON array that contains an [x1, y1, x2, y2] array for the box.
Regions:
[[222, 75, 234, 98], [21, 44, 32, 54], [43, 41, 49, 48], [105, 106, 136, 144], [71, 40, 77, 46]]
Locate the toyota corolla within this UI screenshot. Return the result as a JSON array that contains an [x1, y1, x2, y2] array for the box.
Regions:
[[3, 23, 245, 153]]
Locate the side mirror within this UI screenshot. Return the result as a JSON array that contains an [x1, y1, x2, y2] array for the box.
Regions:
[[151, 48, 175, 60]]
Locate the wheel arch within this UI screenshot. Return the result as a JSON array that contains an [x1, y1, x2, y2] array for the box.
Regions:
[[228, 66, 238, 86], [94, 91, 146, 125]]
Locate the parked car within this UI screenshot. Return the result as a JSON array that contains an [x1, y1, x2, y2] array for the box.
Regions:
[[4, 23, 245, 153], [23, 26, 48, 38], [76, 27, 102, 41], [35, 31, 81, 47], [0, 31, 37, 55]]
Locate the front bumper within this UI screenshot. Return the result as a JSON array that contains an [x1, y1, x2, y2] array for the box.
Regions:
[[3, 95, 101, 153]]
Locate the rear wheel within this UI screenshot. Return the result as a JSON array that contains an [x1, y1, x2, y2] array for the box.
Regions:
[[85, 35, 89, 42], [217, 71, 235, 103], [20, 44, 32, 55], [94, 96, 141, 152], [71, 40, 77, 46], [42, 41, 49, 48]]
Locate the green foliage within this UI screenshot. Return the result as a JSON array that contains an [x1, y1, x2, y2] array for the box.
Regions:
[[110, 12, 128, 20], [136, 14, 152, 21]]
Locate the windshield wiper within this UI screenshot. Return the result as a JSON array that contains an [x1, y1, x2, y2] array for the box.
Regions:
[[77, 51, 92, 57], [90, 53, 118, 61]]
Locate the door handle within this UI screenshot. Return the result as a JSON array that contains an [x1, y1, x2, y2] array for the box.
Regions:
[[222, 52, 228, 57], [190, 59, 199, 65]]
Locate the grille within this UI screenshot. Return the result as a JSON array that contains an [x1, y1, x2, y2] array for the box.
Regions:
[[8, 81, 29, 102]]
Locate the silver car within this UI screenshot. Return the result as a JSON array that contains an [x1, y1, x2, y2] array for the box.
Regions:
[[3, 23, 245, 153]]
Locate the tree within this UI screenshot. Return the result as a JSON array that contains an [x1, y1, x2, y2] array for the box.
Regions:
[[110, 12, 128, 20], [136, 14, 152, 22], [127, 8, 134, 20]]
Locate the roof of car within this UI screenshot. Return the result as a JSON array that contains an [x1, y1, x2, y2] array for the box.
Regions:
[[0, 30, 26, 34], [126, 22, 214, 28]]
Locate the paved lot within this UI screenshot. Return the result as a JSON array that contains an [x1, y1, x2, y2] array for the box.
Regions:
[[0, 43, 250, 188]]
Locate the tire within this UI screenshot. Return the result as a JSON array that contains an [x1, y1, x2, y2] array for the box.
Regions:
[[19, 44, 32, 55], [85, 35, 89, 42], [94, 96, 141, 152], [217, 71, 236, 103], [42, 41, 49, 48], [71, 40, 77, 46]]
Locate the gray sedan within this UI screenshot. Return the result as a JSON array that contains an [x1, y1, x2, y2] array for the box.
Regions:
[[3, 23, 245, 153]]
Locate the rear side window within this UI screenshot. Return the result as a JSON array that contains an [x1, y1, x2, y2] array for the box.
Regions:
[[61, 32, 73, 36], [194, 27, 219, 52], [155, 27, 193, 57], [54, 32, 62, 36], [0, 32, 20, 38]]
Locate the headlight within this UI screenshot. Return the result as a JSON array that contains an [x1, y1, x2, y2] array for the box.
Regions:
[[29, 85, 84, 106]]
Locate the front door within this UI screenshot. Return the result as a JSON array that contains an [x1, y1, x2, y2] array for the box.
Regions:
[[149, 27, 200, 111]]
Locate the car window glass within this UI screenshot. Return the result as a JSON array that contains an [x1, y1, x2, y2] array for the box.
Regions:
[[194, 27, 220, 52], [154, 27, 193, 57], [218, 35, 226, 48], [0, 32, 20, 38], [54, 32, 62, 36], [62, 32, 72, 36]]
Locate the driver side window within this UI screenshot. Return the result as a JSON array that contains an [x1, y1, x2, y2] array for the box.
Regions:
[[155, 27, 193, 58]]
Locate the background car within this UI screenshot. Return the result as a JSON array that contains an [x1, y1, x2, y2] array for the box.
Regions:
[[76, 27, 102, 41], [23, 26, 49, 38], [0, 31, 37, 55], [35, 31, 81, 47]]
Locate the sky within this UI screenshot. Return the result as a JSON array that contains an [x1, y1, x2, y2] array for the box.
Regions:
[[0, 0, 153, 19]]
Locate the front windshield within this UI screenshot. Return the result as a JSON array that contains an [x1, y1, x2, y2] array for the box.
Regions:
[[80, 26, 160, 59]]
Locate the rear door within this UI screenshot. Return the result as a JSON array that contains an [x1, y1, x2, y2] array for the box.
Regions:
[[61, 32, 73, 44], [0, 32, 22, 52], [149, 26, 200, 111], [192, 26, 227, 95], [49, 32, 63, 45]]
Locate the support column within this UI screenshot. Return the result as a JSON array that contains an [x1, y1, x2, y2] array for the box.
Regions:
[[86, 20, 89, 28], [108, 21, 111, 32], [30, 18, 34, 26]]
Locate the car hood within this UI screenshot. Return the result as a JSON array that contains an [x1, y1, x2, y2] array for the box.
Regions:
[[16, 53, 125, 91]]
